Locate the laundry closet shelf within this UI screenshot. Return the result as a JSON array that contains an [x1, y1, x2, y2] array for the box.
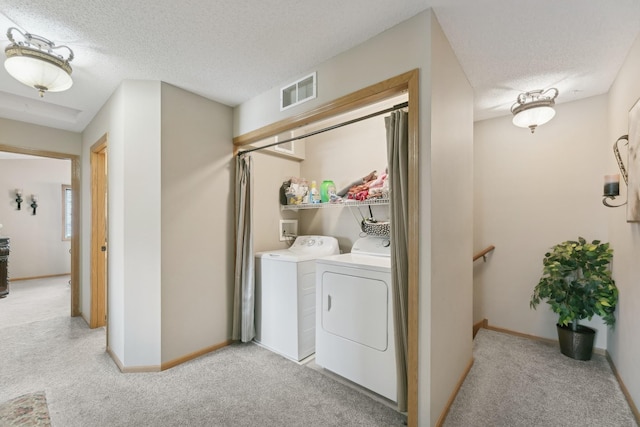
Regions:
[[281, 198, 389, 211]]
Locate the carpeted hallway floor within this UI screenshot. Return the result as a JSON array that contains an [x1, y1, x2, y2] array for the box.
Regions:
[[0, 277, 406, 427], [4, 277, 637, 426], [444, 328, 638, 427]]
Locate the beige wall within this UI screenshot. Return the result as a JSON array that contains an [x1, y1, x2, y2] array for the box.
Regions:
[[473, 95, 609, 349], [82, 80, 163, 367], [82, 80, 235, 368], [0, 159, 71, 278], [78, 75, 321, 368], [251, 151, 301, 253], [426, 13, 474, 426], [0, 118, 82, 155], [235, 10, 475, 425], [160, 83, 234, 363], [607, 32, 640, 410]]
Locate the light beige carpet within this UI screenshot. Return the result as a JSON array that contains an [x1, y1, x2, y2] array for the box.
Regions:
[[0, 392, 51, 426], [443, 328, 638, 426]]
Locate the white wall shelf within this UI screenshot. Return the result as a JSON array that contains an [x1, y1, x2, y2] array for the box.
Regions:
[[281, 198, 389, 211]]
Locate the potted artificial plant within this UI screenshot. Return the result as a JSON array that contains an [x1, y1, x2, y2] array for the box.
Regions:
[[530, 237, 618, 360]]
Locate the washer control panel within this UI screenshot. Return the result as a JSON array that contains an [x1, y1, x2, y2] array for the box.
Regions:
[[289, 235, 339, 255]]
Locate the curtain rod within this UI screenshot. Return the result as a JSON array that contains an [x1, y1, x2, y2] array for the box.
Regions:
[[237, 101, 408, 156]]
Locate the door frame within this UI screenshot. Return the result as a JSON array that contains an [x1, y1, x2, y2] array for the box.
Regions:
[[90, 134, 108, 329], [0, 144, 81, 316], [232, 69, 420, 425]]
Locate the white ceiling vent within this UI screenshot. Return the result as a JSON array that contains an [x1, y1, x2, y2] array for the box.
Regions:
[[280, 72, 316, 111]]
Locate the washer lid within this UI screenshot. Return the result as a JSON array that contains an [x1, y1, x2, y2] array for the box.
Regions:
[[351, 236, 391, 257]]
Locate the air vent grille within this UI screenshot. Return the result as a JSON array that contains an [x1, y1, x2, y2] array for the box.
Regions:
[[280, 72, 316, 111]]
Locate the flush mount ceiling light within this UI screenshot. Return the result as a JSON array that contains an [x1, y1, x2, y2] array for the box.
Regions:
[[4, 27, 74, 97], [511, 88, 559, 133]]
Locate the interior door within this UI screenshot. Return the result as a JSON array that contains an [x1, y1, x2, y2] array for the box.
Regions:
[[90, 135, 108, 329]]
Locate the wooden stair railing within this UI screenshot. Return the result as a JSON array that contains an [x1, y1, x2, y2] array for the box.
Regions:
[[473, 245, 495, 262], [473, 245, 495, 339]]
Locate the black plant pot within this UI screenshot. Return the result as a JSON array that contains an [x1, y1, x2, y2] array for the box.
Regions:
[[556, 324, 596, 361]]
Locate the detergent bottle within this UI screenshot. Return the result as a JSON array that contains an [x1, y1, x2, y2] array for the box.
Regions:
[[320, 180, 336, 203], [310, 180, 321, 203]]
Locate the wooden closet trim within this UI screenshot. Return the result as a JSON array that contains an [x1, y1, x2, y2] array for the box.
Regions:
[[233, 68, 420, 427]]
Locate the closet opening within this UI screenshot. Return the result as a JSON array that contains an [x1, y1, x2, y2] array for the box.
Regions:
[[233, 69, 419, 425]]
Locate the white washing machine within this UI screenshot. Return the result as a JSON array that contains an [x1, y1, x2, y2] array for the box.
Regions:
[[255, 235, 339, 362], [315, 236, 396, 402]]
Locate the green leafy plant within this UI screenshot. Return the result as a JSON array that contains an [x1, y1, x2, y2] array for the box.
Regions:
[[530, 237, 618, 331]]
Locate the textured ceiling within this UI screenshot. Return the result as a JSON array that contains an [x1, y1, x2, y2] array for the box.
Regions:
[[434, 0, 640, 121], [0, 0, 639, 132]]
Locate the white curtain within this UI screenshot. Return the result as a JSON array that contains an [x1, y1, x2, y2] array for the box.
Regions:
[[232, 154, 255, 342], [385, 110, 409, 412]]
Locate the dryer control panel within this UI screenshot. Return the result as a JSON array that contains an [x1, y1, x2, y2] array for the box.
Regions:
[[351, 236, 391, 257]]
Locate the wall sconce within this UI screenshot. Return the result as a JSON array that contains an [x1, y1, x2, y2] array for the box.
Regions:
[[511, 88, 559, 133], [15, 188, 23, 210], [30, 194, 38, 215], [603, 135, 628, 208], [603, 174, 624, 207]]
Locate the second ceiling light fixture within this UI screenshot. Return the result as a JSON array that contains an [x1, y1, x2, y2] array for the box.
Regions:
[[511, 88, 559, 134]]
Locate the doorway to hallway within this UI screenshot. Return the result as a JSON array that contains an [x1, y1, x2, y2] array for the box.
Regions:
[[0, 145, 80, 317]]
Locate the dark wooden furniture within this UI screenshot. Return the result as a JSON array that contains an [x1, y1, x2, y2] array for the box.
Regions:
[[0, 237, 9, 298]]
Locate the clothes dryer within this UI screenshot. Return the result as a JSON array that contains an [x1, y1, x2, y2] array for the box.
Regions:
[[315, 236, 396, 402], [255, 235, 339, 362]]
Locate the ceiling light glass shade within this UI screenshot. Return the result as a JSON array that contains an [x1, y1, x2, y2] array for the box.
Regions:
[[512, 103, 556, 130], [511, 88, 558, 133], [4, 28, 74, 97], [5, 52, 72, 93]]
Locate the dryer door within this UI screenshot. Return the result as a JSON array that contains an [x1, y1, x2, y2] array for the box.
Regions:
[[320, 271, 389, 351]]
